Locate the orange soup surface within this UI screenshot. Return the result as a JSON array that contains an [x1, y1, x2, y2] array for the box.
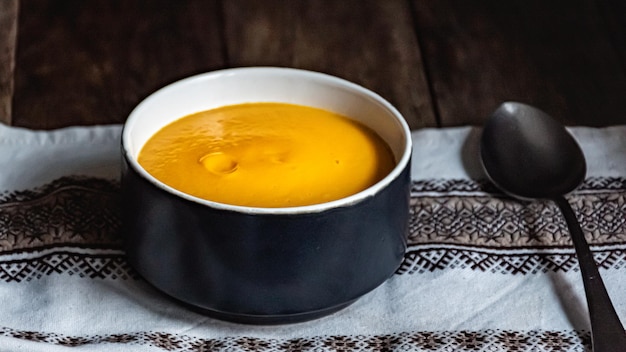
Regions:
[[138, 103, 395, 207]]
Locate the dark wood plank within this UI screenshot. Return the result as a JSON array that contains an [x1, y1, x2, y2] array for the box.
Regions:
[[0, 0, 18, 125], [13, 0, 224, 129], [222, 0, 437, 129], [412, 0, 626, 127], [15, 0, 624, 129], [597, 0, 626, 70]]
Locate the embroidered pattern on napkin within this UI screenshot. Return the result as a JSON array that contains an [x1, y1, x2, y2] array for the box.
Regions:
[[3, 175, 625, 350], [403, 177, 626, 275], [0, 326, 592, 350], [2, 177, 624, 283]]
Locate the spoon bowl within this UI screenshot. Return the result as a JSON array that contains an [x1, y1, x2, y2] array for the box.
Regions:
[[480, 102, 586, 199], [480, 102, 626, 352]]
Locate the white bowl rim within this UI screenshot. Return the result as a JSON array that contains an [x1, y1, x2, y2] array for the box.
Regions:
[[122, 66, 412, 215]]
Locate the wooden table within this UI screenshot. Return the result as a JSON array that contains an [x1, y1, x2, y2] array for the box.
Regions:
[[2, 0, 626, 130]]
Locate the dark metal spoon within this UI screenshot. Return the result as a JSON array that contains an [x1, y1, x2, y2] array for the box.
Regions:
[[480, 102, 626, 351]]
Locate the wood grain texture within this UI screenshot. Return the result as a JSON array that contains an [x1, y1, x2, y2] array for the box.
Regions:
[[0, 0, 18, 125], [11, 0, 626, 129], [412, 0, 626, 126], [222, 0, 437, 129], [13, 0, 224, 129]]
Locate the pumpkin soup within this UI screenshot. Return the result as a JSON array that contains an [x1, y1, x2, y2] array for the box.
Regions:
[[138, 103, 395, 207]]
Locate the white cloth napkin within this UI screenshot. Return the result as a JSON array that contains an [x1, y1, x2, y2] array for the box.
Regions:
[[0, 123, 624, 351]]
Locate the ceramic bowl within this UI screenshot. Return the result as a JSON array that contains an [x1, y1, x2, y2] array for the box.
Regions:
[[121, 67, 412, 324]]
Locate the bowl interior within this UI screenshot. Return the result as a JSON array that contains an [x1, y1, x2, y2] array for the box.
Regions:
[[122, 67, 411, 212]]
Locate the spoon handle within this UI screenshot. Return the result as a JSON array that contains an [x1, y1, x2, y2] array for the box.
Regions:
[[554, 196, 626, 351]]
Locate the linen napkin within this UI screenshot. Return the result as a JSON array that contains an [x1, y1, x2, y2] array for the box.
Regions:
[[0, 123, 624, 351]]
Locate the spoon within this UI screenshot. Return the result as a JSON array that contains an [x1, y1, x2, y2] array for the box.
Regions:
[[480, 102, 626, 351]]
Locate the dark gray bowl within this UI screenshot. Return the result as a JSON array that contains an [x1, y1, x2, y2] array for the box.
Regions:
[[121, 67, 412, 324]]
